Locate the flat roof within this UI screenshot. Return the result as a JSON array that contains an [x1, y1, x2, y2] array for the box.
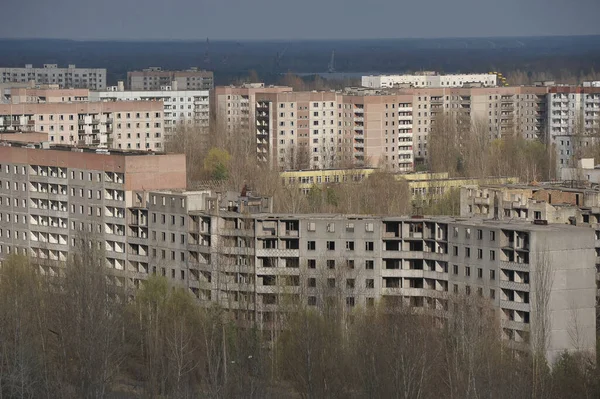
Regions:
[[0, 140, 168, 156]]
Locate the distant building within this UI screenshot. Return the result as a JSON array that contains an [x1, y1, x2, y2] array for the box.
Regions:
[[213, 85, 414, 171], [547, 86, 600, 170], [89, 81, 210, 137], [0, 101, 165, 150], [0, 64, 106, 90], [212, 83, 293, 136], [127, 67, 213, 91], [361, 73, 497, 89]]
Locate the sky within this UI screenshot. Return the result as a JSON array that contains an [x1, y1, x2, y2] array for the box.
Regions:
[[2, 0, 600, 41]]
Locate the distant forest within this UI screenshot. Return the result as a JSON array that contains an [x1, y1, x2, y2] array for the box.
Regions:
[[2, 36, 600, 86]]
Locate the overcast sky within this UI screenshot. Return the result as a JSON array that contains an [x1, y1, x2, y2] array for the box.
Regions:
[[3, 0, 600, 40]]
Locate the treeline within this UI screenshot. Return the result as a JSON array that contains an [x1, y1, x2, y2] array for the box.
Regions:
[[1, 251, 598, 398]]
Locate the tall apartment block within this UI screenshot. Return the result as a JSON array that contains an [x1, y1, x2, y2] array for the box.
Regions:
[[547, 85, 600, 169], [212, 83, 293, 135], [127, 67, 214, 91], [0, 64, 106, 90], [255, 89, 415, 171], [401, 86, 548, 163], [362, 73, 498, 89], [0, 101, 165, 150], [213, 84, 550, 170], [214, 85, 414, 171], [0, 143, 186, 278], [0, 142, 595, 363], [461, 182, 600, 324], [89, 81, 210, 136]]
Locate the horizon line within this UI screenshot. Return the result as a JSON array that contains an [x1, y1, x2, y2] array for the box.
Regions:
[[0, 33, 599, 43]]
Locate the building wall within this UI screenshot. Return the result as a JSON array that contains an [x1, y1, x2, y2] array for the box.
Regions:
[[89, 89, 210, 137], [0, 101, 165, 149], [127, 68, 214, 91], [0, 64, 106, 90], [547, 87, 600, 171], [7, 87, 90, 104]]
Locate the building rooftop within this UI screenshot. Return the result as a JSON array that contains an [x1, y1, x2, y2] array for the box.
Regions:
[[0, 140, 167, 157], [467, 182, 600, 193]]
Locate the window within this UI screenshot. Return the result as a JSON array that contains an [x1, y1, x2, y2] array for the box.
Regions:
[[465, 228, 471, 239], [308, 278, 316, 287], [477, 249, 483, 259], [308, 296, 317, 306], [453, 265, 459, 275], [346, 279, 355, 289], [490, 270, 496, 280], [307, 222, 316, 231], [365, 260, 374, 270], [490, 231, 496, 241], [346, 241, 355, 250], [465, 247, 471, 258], [490, 250, 496, 261], [327, 259, 335, 269], [326, 223, 335, 232], [465, 266, 471, 277], [365, 223, 374, 232], [346, 222, 355, 232], [453, 227, 459, 237], [308, 259, 316, 269], [453, 284, 459, 293], [477, 268, 483, 278], [326, 241, 335, 250], [453, 246, 458, 256], [490, 289, 496, 299], [307, 241, 316, 250], [365, 241, 374, 251], [477, 287, 483, 297], [465, 285, 471, 296], [477, 229, 483, 240], [327, 278, 335, 288]]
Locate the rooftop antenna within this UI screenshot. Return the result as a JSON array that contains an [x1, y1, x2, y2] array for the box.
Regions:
[[328, 50, 335, 73]]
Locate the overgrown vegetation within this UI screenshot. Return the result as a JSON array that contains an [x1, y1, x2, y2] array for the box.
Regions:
[[428, 113, 556, 182], [0, 252, 598, 398]]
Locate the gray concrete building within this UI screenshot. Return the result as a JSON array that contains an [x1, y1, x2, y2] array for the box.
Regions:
[[0, 142, 595, 363], [127, 67, 213, 91], [0, 64, 106, 90]]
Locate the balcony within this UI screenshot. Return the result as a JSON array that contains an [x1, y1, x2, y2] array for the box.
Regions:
[[500, 300, 530, 312]]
